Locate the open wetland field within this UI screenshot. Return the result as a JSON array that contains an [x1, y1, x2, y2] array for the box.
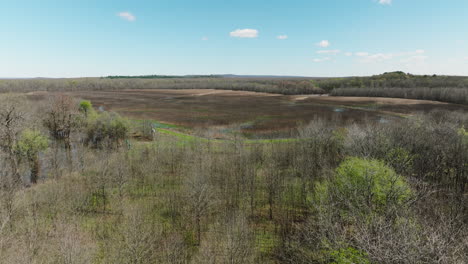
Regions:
[[27, 89, 468, 139]]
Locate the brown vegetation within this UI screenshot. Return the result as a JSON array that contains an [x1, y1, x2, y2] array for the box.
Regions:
[[0, 91, 466, 263], [25, 89, 468, 139]]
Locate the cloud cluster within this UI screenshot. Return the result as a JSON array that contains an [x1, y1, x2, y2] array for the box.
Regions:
[[117, 12, 136, 22], [356, 52, 370, 57], [317, 40, 330, 48], [354, 50, 427, 63], [356, 52, 393, 62], [313, 57, 331, 63], [313, 41, 340, 62], [230, 29, 259, 38], [317, 49, 341, 55], [401, 55, 428, 63], [277, 35, 288, 40], [312, 38, 425, 65], [379, 0, 392, 5]]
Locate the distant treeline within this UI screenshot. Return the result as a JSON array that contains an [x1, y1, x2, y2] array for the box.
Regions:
[[318, 71, 468, 104], [2, 71, 468, 104], [106, 75, 221, 79], [0, 77, 325, 95], [330, 87, 468, 105], [317, 71, 468, 91]]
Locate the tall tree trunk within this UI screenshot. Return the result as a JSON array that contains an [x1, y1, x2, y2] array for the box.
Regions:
[[196, 215, 201, 246], [8, 152, 21, 184], [65, 138, 73, 172], [30, 156, 40, 184]]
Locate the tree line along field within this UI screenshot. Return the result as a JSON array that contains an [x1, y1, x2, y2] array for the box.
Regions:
[[2, 71, 468, 105], [0, 80, 467, 263]]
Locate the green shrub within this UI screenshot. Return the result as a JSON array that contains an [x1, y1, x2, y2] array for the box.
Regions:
[[315, 157, 412, 215], [16, 129, 49, 159], [79, 100, 93, 116], [85, 112, 129, 148]]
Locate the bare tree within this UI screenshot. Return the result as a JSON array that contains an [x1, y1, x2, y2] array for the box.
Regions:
[[109, 206, 161, 264], [185, 172, 214, 246], [195, 213, 255, 264], [0, 95, 27, 183], [43, 94, 80, 150]]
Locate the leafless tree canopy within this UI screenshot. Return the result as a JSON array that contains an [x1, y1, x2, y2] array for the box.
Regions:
[[0, 92, 466, 263]]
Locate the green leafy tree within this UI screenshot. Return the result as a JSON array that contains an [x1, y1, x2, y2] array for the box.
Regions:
[[315, 157, 412, 217], [16, 129, 49, 184], [79, 100, 93, 117]]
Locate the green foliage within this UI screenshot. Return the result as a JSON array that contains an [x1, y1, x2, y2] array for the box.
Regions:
[[328, 247, 371, 264], [85, 112, 129, 148], [15, 129, 49, 183], [332, 127, 347, 145], [15, 129, 49, 160], [385, 147, 414, 175], [85, 190, 108, 213], [315, 157, 412, 215], [79, 100, 93, 116], [459, 126, 468, 137]]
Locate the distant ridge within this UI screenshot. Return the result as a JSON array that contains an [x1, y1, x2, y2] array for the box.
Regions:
[[220, 74, 314, 79], [3, 72, 467, 80], [0, 77, 58, 80], [105, 74, 318, 79]]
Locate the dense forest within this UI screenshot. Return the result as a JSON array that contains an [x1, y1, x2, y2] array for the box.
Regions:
[[0, 77, 324, 95], [0, 94, 466, 263], [324, 72, 468, 105]]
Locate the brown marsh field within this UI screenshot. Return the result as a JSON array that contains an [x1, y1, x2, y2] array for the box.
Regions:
[[28, 88, 468, 138]]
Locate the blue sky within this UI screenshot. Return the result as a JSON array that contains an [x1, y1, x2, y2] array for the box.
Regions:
[[1, 0, 468, 77]]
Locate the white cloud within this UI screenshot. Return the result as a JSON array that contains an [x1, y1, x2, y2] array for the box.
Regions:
[[379, 0, 392, 5], [355, 52, 369, 57], [201, 36, 209, 41], [393, 50, 425, 57], [354, 52, 390, 62], [230, 29, 259, 38], [317, 50, 341, 55], [345, 52, 353, 56], [117, 12, 136, 22], [277, 35, 288, 40], [355, 50, 426, 63], [317, 40, 330, 48], [357, 52, 394, 63], [401, 55, 428, 63], [313, 57, 331, 63], [369, 53, 394, 60]]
